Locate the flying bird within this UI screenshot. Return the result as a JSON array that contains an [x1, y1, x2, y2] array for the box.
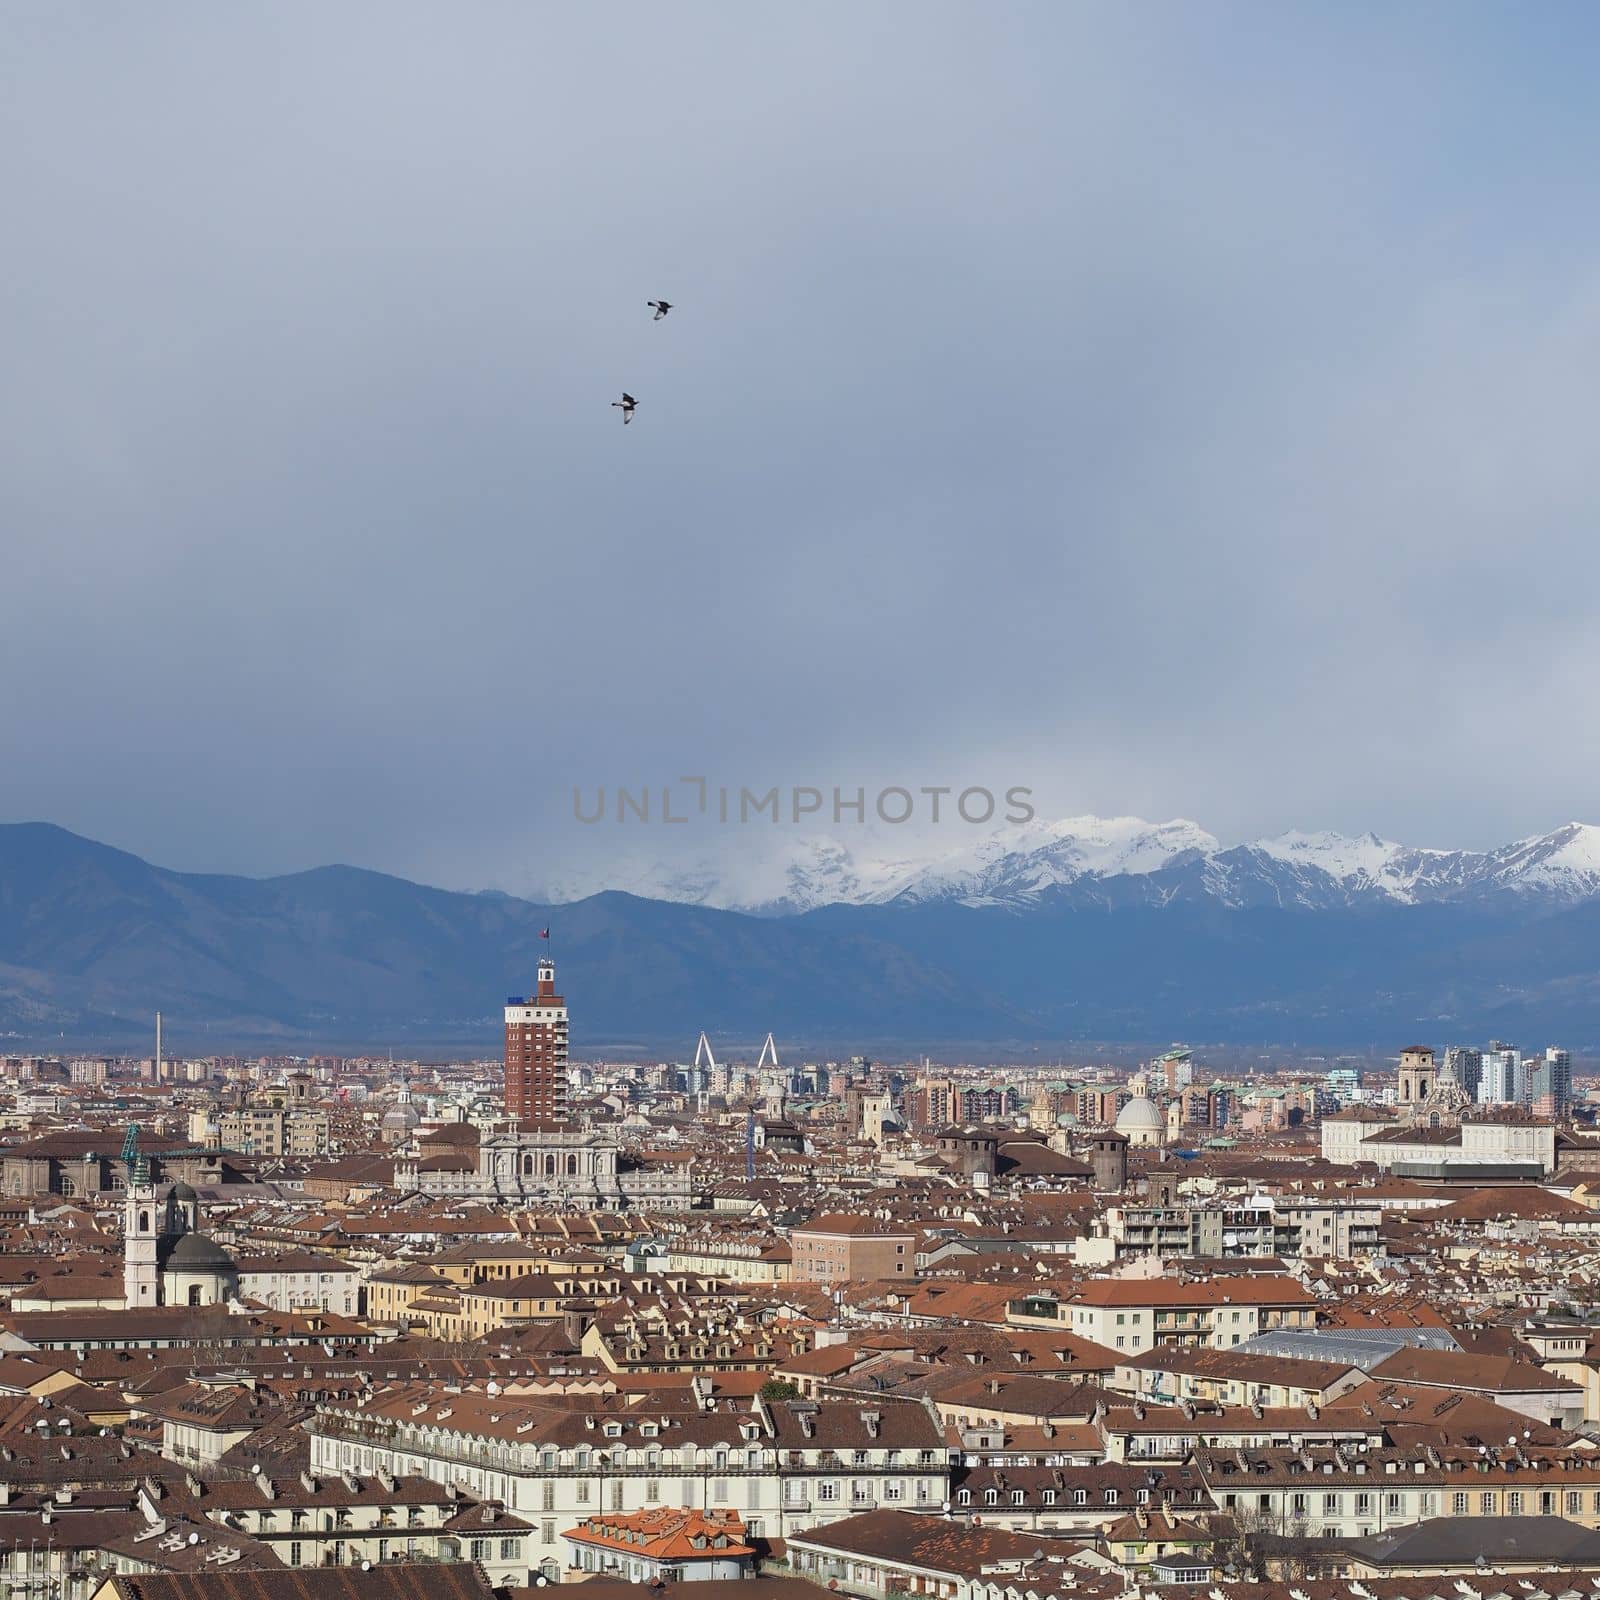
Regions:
[[648, 301, 673, 321], [612, 392, 637, 424]]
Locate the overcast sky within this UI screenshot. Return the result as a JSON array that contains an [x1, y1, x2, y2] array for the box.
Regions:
[[5, 2, 1600, 895]]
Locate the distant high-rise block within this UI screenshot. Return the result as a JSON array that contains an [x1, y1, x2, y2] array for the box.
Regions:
[[1526, 1046, 1573, 1117], [1444, 1047, 1483, 1102], [504, 960, 569, 1124], [1479, 1045, 1520, 1105]]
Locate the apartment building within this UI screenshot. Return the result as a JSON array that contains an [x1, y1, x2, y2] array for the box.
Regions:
[[1194, 1442, 1600, 1541], [562, 1507, 755, 1583], [790, 1215, 917, 1284], [217, 1105, 330, 1158], [664, 1234, 794, 1283], [235, 1249, 362, 1315], [308, 1389, 948, 1548], [1111, 1196, 1383, 1262], [1064, 1276, 1319, 1355], [1322, 1112, 1557, 1174], [143, 1471, 533, 1586], [1112, 1346, 1367, 1409]]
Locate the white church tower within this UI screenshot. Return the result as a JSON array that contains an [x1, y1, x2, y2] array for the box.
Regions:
[[123, 1177, 161, 1308]]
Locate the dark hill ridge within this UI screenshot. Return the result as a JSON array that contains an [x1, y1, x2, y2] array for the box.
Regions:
[[0, 824, 1027, 1045], [0, 822, 1597, 1048]]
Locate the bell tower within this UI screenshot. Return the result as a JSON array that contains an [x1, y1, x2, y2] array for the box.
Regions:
[[123, 1177, 161, 1308], [1398, 1046, 1436, 1109]]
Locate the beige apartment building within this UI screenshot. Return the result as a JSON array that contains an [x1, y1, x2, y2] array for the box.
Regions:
[[789, 1215, 918, 1284], [217, 1104, 330, 1158], [1065, 1275, 1319, 1355]]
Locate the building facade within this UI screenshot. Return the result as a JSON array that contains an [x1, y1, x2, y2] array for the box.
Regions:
[[790, 1216, 918, 1284], [308, 1389, 948, 1550], [504, 960, 568, 1125]]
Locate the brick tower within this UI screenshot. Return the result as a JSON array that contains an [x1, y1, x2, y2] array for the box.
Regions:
[[504, 959, 569, 1125]]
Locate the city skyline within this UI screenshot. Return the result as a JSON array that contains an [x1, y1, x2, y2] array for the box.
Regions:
[[7, 9, 1600, 1600]]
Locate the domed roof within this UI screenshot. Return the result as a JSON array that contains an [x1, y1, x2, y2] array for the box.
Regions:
[[168, 1181, 198, 1203], [165, 1232, 235, 1272], [1115, 1094, 1164, 1133], [382, 1102, 421, 1129]]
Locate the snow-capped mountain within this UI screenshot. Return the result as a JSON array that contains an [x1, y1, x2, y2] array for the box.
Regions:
[[536, 818, 1600, 915], [12, 819, 1600, 1046], [1196, 822, 1600, 911], [536, 835, 922, 916], [1474, 822, 1600, 900], [862, 815, 1220, 908]]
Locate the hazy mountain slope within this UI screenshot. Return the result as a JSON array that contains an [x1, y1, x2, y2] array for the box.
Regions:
[[0, 824, 1026, 1045], [3, 821, 1599, 1048]]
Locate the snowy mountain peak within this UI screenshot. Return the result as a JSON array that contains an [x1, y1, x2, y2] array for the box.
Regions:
[[1479, 821, 1600, 902], [535, 816, 1600, 915], [1255, 829, 1402, 871], [1034, 814, 1221, 875], [1243, 829, 1443, 903], [867, 814, 1219, 908]]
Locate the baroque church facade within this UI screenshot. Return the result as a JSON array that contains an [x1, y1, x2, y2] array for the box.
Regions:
[[123, 1178, 240, 1309]]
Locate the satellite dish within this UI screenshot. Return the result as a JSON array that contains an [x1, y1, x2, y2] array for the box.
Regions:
[[361, 1563, 372, 1572], [188, 1533, 200, 1545], [250, 1464, 261, 1475]]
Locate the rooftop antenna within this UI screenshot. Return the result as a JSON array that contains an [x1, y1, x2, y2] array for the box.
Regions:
[[155, 1012, 163, 1082]]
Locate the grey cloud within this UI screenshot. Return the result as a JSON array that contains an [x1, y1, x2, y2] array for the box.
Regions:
[[2, 2, 1599, 890]]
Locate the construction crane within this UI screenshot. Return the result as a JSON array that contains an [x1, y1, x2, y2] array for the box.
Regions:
[[120, 1123, 148, 1184]]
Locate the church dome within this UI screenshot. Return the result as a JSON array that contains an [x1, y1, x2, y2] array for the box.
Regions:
[[165, 1232, 235, 1272], [168, 1181, 198, 1203], [1115, 1094, 1163, 1134]]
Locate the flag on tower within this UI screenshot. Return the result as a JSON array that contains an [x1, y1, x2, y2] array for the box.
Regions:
[[539, 928, 550, 939]]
